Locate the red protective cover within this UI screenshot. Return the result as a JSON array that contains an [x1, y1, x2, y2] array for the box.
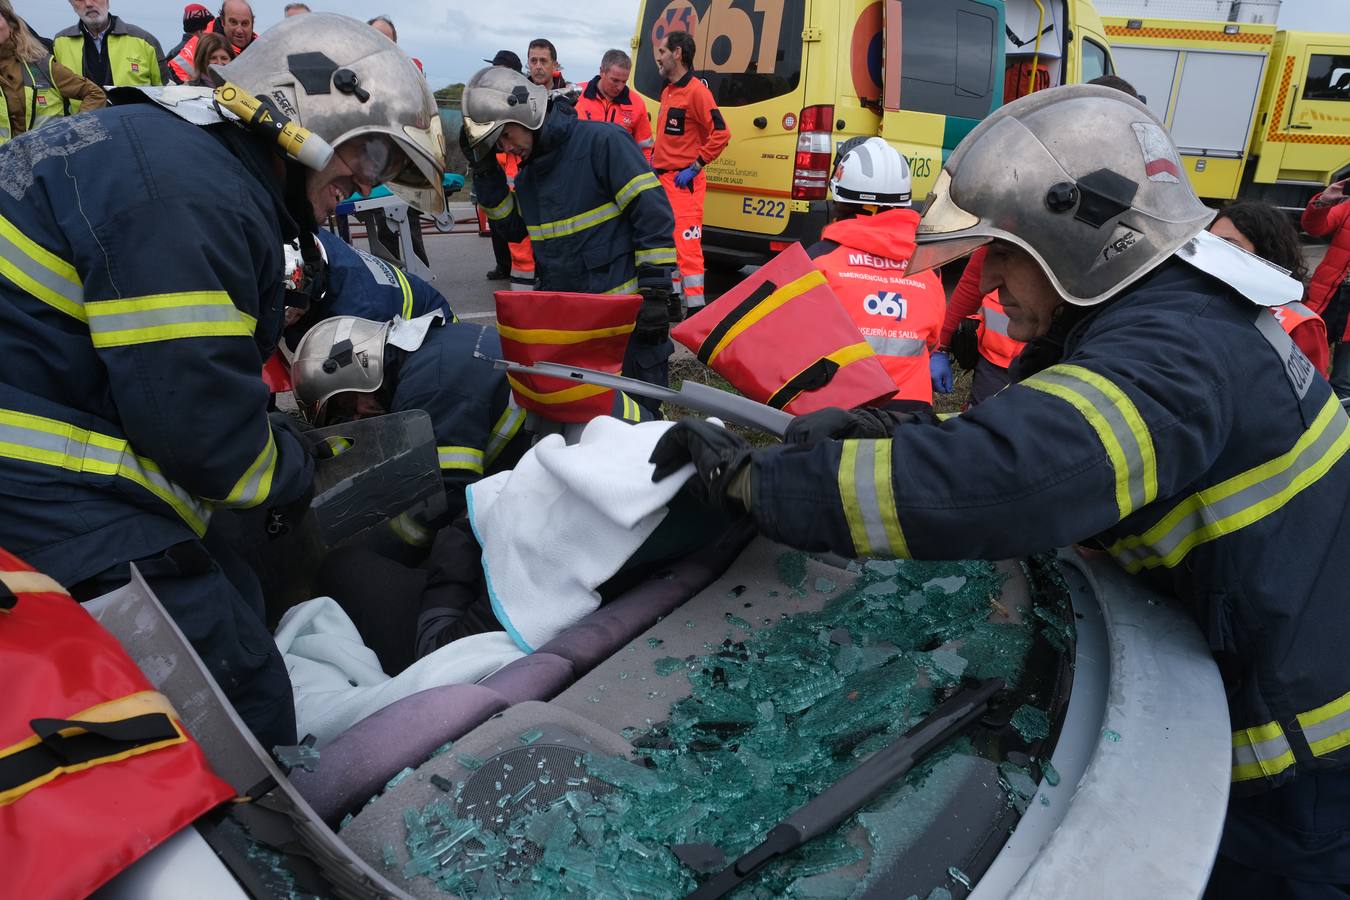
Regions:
[[671, 244, 898, 414], [262, 350, 293, 393], [495, 290, 643, 423], [0, 548, 235, 899]]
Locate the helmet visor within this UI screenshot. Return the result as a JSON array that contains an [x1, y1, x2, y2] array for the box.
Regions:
[[909, 170, 992, 276], [336, 129, 447, 215]]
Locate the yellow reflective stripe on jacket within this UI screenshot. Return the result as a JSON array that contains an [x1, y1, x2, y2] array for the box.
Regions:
[[438, 445, 485, 474], [1232, 720, 1295, 783], [0, 691, 184, 807], [1297, 688, 1350, 759], [507, 374, 610, 405], [86, 291, 254, 348], [705, 270, 827, 365], [527, 202, 622, 242], [485, 403, 526, 466], [394, 266, 414, 320], [635, 247, 677, 267], [1110, 395, 1350, 573], [0, 213, 84, 321], [0, 408, 210, 535], [219, 432, 277, 509], [604, 277, 639, 295], [496, 322, 634, 345], [388, 511, 434, 548], [1023, 364, 1157, 520], [619, 392, 642, 422], [616, 172, 661, 211], [484, 193, 515, 222], [837, 439, 909, 559]]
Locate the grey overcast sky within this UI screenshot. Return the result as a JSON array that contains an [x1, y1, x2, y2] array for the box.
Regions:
[[18, 0, 1344, 92]]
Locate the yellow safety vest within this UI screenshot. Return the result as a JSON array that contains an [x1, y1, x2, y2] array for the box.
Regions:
[[0, 58, 67, 146], [53, 26, 161, 88]]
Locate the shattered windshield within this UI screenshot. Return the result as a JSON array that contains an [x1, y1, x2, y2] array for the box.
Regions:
[[338, 550, 1074, 898]]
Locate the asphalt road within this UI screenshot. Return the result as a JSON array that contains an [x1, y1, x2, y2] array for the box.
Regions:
[[393, 202, 1332, 325]]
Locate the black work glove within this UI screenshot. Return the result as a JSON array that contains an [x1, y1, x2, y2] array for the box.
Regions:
[[458, 123, 499, 176], [635, 286, 672, 345], [650, 420, 753, 512], [784, 406, 919, 447], [269, 410, 338, 459]]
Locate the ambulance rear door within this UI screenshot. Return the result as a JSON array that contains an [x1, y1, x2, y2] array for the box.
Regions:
[[877, 0, 1005, 201]]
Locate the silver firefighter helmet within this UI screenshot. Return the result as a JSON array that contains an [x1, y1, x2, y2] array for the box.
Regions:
[[911, 83, 1301, 307], [460, 65, 549, 154], [217, 13, 446, 214], [291, 315, 391, 423]]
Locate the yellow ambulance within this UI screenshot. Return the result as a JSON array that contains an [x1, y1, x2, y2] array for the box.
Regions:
[[629, 0, 1116, 266], [1106, 16, 1350, 208]]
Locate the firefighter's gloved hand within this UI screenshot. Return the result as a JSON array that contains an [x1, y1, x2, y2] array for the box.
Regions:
[[270, 411, 337, 460], [784, 406, 918, 446], [674, 165, 700, 191], [930, 352, 954, 394], [635, 286, 672, 344], [650, 420, 753, 512]]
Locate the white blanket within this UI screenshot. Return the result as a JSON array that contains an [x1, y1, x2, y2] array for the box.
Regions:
[[467, 416, 693, 652], [276, 597, 524, 746]]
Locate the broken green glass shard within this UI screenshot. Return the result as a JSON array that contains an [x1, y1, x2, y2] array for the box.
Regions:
[[1103, 728, 1122, 742], [457, 753, 484, 770], [948, 865, 973, 889], [654, 656, 685, 677], [814, 576, 837, 594], [1011, 704, 1050, 742], [384, 766, 413, 790], [777, 550, 807, 588], [1041, 759, 1061, 786], [519, 728, 545, 745], [725, 612, 753, 631]]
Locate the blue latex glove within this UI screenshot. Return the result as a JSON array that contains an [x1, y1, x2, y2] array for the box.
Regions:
[[674, 165, 700, 190], [930, 352, 954, 394]]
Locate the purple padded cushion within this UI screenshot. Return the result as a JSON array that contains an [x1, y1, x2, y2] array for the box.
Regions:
[[288, 683, 509, 826], [537, 520, 756, 674], [475, 652, 575, 705]]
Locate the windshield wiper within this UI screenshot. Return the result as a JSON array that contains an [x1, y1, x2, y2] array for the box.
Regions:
[[681, 677, 1005, 899]]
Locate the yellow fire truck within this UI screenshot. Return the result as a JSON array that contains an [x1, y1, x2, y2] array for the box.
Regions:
[[1105, 16, 1350, 209]]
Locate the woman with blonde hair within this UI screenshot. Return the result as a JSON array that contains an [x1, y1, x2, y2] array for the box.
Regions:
[[0, 0, 104, 144], [189, 31, 234, 88]]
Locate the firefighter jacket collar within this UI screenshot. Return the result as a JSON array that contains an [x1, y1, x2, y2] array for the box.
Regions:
[[1174, 229, 1304, 308], [525, 100, 578, 173], [820, 209, 920, 267], [582, 75, 633, 106]]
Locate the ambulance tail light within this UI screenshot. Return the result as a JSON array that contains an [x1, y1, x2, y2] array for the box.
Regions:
[[793, 104, 835, 201]]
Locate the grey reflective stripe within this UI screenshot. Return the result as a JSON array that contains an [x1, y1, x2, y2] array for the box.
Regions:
[[0, 413, 209, 533], [1286, 301, 1317, 318], [484, 194, 515, 222], [1113, 397, 1350, 570], [224, 437, 276, 508], [982, 302, 1010, 336], [1300, 708, 1350, 750], [0, 228, 85, 319], [844, 440, 905, 557], [865, 335, 926, 357], [1255, 307, 1314, 400], [438, 447, 484, 471], [638, 138, 654, 149], [87, 302, 245, 338], [604, 278, 639, 295], [683, 273, 705, 289], [527, 202, 622, 241], [485, 405, 525, 465], [1232, 731, 1293, 771], [1027, 368, 1154, 515], [170, 49, 194, 80]]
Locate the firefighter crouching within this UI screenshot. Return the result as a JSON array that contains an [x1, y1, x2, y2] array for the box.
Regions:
[[461, 65, 678, 414], [0, 13, 445, 750], [653, 85, 1350, 898]]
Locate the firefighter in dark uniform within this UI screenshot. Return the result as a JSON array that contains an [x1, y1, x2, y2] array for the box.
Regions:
[[0, 13, 446, 749], [460, 65, 679, 415], [651, 85, 1350, 898]]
